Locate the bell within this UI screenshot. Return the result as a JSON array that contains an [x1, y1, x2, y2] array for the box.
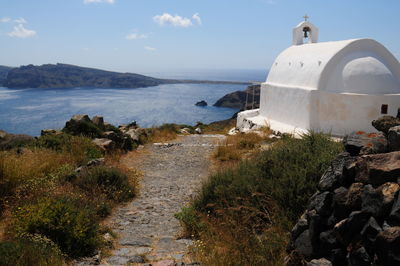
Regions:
[[303, 29, 309, 38]]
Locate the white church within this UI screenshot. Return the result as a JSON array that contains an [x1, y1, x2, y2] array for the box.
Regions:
[[237, 17, 400, 136]]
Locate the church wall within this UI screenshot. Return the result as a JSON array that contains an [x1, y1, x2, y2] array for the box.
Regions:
[[311, 91, 400, 136], [260, 83, 312, 133]]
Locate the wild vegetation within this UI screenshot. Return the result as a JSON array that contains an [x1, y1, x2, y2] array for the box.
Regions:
[[0, 132, 140, 265], [176, 131, 343, 265]]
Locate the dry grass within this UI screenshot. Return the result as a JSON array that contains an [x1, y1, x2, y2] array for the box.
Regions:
[[214, 129, 272, 163]]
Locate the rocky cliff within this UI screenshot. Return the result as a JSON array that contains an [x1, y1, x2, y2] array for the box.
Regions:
[[286, 115, 400, 266], [214, 84, 260, 109]]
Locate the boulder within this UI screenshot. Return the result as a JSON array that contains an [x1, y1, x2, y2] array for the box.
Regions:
[[375, 227, 400, 265], [125, 128, 140, 141], [195, 100, 208, 107], [195, 127, 202, 134], [40, 129, 61, 136], [93, 138, 114, 151], [318, 153, 348, 191], [71, 114, 91, 123], [180, 128, 191, 134], [291, 212, 308, 240], [361, 185, 384, 217], [294, 230, 313, 258], [372, 115, 400, 135], [345, 183, 364, 211], [378, 182, 400, 211], [0, 130, 7, 139], [308, 191, 333, 217], [355, 151, 400, 185], [319, 230, 339, 255], [388, 125, 400, 151], [334, 211, 370, 245], [92, 116, 105, 129], [389, 192, 400, 226], [360, 217, 382, 253], [333, 187, 350, 219], [306, 258, 332, 266], [347, 246, 371, 266], [344, 131, 388, 156]]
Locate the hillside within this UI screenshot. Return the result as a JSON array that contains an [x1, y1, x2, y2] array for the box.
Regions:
[[214, 84, 260, 109], [3, 64, 172, 89], [1, 63, 249, 89], [0, 65, 13, 86]]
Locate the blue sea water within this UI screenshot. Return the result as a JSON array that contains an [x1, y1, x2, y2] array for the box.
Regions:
[[0, 69, 266, 136]]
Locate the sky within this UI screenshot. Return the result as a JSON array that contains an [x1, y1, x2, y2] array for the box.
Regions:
[[0, 0, 399, 74]]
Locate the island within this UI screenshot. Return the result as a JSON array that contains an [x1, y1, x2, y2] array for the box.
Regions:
[[214, 84, 260, 109], [0, 63, 249, 89]]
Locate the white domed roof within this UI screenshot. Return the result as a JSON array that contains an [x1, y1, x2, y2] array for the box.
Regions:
[[342, 57, 399, 94], [266, 38, 400, 95]]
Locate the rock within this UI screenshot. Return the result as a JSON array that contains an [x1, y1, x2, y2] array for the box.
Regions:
[[330, 248, 346, 266], [291, 212, 308, 240], [0, 130, 7, 139], [361, 185, 384, 217], [344, 131, 388, 156], [195, 127, 202, 134], [40, 129, 61, 136], [294, 230, 313, 258], [92, 116, 104, 129], [318, 153, 356, 191], [334, 211, 370, 245], [355, 151, 400, 185], [319, 230, 338, 255], [389, 192, 400, 226], [388, 125, 400, 151], [345, 183, 364, 211], [128, 256, 145, 263], [0, 133, 35, 151], [347, 246, 371, 266], [180, 128, 191, 134], [372, 115, 400, 135], [71, 114, 91, 123], [195, 100, 208, 107], [308, 191, 333, 217], [107, 256, 130, 265], [87, 158, 105, 167], [306, 258, 332, 266], [307, 210, 326, 249], [228, 127, 239, 136], [375, 227, 400, 265], [125, 128, 140, 141], [92, 138, 114, 151], [379, 182, 400, 214], [333, 187, 350, 219], [361, 217, 382, 253], [155, 259, 175, 266]]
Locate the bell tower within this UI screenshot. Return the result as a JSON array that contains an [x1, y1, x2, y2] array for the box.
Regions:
[[292, 15, 319, 45]]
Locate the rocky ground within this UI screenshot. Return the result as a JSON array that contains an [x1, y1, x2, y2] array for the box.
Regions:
[[87, 134, 225, 266]]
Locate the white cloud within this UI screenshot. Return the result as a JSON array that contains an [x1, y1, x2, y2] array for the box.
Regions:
[[84, 0, 115, 4], [192, 13, 202, 25], [126, 32, 148, 40], [0, 17, 11, 23], [153, 13, 193, 27], [8, 24, 36, 38], [144, 46, 156, 51], [14, 18, 27, 24]]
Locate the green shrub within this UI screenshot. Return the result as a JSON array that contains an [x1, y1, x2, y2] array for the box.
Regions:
[[63, 120, 102, 138], [74, 166, 135, 202], [175, 206, 206, 237], [0, 237, 65, 266], [12, 197, 100, 258], [36, 134, 102, 163]]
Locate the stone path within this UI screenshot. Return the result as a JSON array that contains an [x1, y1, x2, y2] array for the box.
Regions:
[[100, 134, 225, 266]]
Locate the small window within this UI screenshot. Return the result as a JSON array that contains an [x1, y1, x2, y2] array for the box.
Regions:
[[381, 104, 388, 114]]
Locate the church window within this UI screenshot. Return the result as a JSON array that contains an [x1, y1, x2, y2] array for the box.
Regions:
[[381, 104, 388, 114]]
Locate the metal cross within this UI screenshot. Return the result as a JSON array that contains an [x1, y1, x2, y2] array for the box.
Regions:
[[303, 14, 309, 21]]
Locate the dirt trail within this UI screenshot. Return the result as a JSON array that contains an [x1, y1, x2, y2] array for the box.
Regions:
[[100, 134, 224, 265]]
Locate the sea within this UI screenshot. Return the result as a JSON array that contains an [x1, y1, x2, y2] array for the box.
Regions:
[[0, 69, 267, 136]]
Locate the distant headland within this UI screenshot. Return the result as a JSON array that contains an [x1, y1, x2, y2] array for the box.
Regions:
[[0, 63, 249, 89]]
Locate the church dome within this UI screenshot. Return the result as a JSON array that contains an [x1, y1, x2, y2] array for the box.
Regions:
[[341, 57, 400, 94]]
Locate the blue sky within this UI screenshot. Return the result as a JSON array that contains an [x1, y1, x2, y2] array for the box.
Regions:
[[0, 0, 399, 74]]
